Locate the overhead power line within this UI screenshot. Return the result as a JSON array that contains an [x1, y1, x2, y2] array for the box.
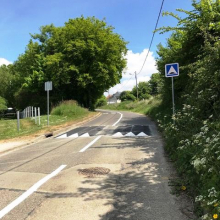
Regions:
[[115, 0, 165, 95], [137, 0, 165, 75]]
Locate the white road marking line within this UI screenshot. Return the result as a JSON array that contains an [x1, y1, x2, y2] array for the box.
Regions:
[[137, 132, 148, 137], [80, 133, 90, 137], [79, 136, 102, 153], [112, 132, 124, 137], [57, 133, 67, 138], [0, 165, 66, 219], [68, 133, 79, 138], [125, 132, 135, 137], [112, 112, 123, 126]]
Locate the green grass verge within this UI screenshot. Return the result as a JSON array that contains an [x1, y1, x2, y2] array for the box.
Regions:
[[100, 97, 164, 118], [0, 100, 91, 140]]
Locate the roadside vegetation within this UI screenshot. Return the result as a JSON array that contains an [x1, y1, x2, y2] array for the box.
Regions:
[[0, 100, 92, 140], [0, 16, 127, 112], [101, 98, 162, 115], [102, 1, 220, 219]]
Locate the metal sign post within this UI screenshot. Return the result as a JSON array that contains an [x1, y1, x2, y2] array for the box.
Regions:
[[171, 77, 175, 115], [45, 81, 52, 126], [165, 63, 179, 116]]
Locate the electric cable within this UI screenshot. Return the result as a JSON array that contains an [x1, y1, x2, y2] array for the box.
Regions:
[[137, 0, 165, 75], [108, 0, 165, 99]]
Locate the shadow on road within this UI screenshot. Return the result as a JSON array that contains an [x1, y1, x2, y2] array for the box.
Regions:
[[67, 137, 191, 220]]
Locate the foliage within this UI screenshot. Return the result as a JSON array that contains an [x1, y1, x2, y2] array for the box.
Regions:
[[120, 91, 136, 102], [13, 17, 127, 110], [130, 73, 163, 101], [148, 73, 163, 95], [131, 81, 151, 100], [155, 0, 220, 218], [51, 100, 88, 117], [100, 97, 162, 115], [0, 96, 7, 111], [0, 65, 16, 107], [95, 95, 107, 107]]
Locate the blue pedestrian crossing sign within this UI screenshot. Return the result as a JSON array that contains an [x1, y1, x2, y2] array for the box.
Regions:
[[165, 63, 179, 77]]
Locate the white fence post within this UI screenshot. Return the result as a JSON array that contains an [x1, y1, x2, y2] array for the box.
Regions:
[[17, 111, 20, 132], [32, 106, 33, 118], [35, 107, 37, 124], [38, 107, 40, 125]]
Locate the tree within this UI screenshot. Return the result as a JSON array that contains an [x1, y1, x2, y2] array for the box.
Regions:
[[95, 95, 107, 107], [156, 0, 220, 112], [0, 96, 7, 111], [14, 17, 127, 110], [120, 91, 136, 102], [148, 73, 163, 95], [0, 64, 17, 107], [131, 81, 151, 100]]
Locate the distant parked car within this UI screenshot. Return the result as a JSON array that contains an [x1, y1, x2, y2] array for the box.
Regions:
[[2, 108, 16, 119]]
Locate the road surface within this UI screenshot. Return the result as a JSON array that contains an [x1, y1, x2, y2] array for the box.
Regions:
[[0, 110, 193, 220]]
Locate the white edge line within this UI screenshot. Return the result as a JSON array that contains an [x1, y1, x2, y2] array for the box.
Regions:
[[112, 112, 123, 126], [0, 165, 66, 219], [79, 135, 102, 153]]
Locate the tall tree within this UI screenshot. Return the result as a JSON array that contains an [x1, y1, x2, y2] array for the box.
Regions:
[[0, 64, 16, 106], [14, 17, 127, 110]]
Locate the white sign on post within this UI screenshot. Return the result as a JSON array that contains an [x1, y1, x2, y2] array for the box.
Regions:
[[45, 81, 52, 91], [45, 81, 52, 126]]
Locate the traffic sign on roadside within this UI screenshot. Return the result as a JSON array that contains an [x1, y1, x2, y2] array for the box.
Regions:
[[165, 63, 179, 77], [45, 81, 52, 91], [165, 63, 179, 118], [45, 81, 52, 126]]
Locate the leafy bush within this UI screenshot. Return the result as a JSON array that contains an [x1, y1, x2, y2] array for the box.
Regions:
[[156, 104, 220, 219], [95, 95, 107, 107], [155, 1, 220, 218], [0, 96, 7, 111], [120, 91, 136, 101], [51, 100, 88, 117]]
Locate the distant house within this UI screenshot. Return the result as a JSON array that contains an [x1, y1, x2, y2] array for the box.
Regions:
[[107, 92, 121, 104]]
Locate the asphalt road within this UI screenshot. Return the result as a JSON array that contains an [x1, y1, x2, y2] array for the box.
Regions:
[[0, 110, 193, 220]]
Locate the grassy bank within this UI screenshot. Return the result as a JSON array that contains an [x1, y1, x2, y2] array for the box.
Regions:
[[0, 100, 93, 140], [101, 97, 163, 116]]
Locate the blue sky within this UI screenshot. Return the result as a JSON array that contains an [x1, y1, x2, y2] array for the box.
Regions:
[[0, 0, 193, 93]]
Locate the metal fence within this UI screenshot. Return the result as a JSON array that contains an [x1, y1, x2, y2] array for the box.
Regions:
[[16, 106, 41, 131]]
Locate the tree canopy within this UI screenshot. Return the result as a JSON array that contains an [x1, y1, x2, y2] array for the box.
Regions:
[[0, 97, 7, 111], [12, 17, 127, 110], [156, 0, 220, 117]]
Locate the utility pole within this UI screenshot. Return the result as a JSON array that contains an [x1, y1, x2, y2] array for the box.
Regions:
[[135, 71, 138, 100]]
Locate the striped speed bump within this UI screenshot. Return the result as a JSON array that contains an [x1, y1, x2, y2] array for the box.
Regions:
[[57, 131, 149, 138]]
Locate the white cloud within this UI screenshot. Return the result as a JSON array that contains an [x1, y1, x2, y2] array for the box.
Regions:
[[104, 49, 157, 96], [0, 58, 12, 66]]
